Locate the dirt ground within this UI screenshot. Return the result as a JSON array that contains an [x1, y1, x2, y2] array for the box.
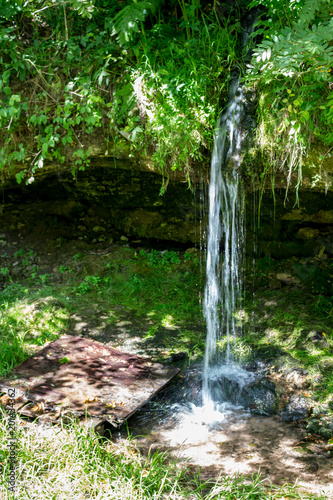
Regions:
[[134, 414, 333, 497], [118, 384, 333, 498]]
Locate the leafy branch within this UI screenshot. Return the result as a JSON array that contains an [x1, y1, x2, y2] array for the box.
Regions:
[[246, 0, 333, 195]]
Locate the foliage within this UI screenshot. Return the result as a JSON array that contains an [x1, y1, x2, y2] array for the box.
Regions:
[[138, 248, 181, 266], [110, 0, 160, 45], [0, 284, 69, 376], [76, 274, 110, 294], [246, 0, 333, 196], [0, 0, 281, 190], [108, 1, 238, 179], [0, 0, 239, 186]]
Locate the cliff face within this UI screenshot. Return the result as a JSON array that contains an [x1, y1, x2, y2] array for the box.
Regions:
[[0, 141, 205, 247], [1, 138, 333, 256]]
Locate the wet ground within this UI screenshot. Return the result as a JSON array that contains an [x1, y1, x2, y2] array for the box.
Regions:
[[121, 393, 333, 497]]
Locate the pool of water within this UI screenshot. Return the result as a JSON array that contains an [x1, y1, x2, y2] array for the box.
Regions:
[[119, 363, 254, 464]]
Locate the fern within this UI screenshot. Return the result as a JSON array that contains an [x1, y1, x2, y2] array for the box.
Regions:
[[246, 0, 333, 194], [111, 0, 161, 46], [70, 0, 95, 19], [297, 0, 333, 26]]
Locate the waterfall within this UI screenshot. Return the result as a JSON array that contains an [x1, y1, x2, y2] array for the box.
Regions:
[[202, 77, 245, 405], [202, 14, 257, 407]]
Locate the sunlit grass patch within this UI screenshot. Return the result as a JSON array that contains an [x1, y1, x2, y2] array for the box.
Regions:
[[0, 245, 205, 377], [0, 287, 70, 376], [0, 245, 331, 498], [243, 285, 333, 405]]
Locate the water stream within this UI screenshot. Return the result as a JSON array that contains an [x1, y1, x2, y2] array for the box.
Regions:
[[202, 11, 258, 411], [115, 17, 333, 493], [202, 74, 246, 408]]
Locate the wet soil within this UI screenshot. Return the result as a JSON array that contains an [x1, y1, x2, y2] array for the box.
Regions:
[[124, 409, 333, 497]]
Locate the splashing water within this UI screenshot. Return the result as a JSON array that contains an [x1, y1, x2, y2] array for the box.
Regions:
[[201, 12, 258, 410], [202, 74, 247, 407]]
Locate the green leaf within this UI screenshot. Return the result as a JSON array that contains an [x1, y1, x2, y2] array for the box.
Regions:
[[111, 1, 160, 45], [301, 110, 310, 121], [59, 357, 70, 364], [15, 171, 25, 184]]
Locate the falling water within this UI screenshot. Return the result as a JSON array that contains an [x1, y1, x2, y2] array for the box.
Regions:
[[202, 76, 246, 406], [202, 11, 258, 408]]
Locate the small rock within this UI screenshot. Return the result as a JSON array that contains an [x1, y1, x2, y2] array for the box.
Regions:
[[185, 248, 197, 254], [309, 331, 325, 342], [275, 273, 299, 286], [307, 463, 319, 472], [285, 370, 308, 389], [244, 363, 257, 372], [308, 331, 328, 349], [241, 379, 278, 416], [313, 210, 333, 224], [281, 396, 312, 422], [166, 352, 188, 362], [282, 209, 305, 221], [296, 228, 320, 240]]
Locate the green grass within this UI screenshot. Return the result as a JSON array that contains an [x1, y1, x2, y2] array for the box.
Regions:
[[1, 246, 332, 388], [0, 284, 70, 377], [0, 246, 205, 376], [241, 282, 333, 405], [0, 245, 332, 498]]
